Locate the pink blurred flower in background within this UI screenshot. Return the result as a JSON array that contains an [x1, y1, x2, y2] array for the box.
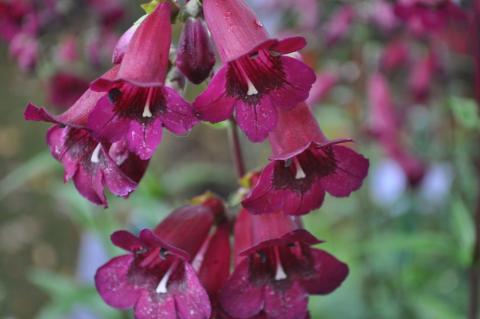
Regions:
[[47, 72, 89, 110], [324, 5, 356, 45]]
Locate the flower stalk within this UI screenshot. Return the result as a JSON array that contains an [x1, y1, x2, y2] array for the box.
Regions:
[[228, 119, 246, 178]]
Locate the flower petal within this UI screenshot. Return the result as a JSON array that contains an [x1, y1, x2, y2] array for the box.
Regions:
[[111, 230, 144, 252], [264, 282, 308, 319], [88, 95, 130, 144], [235, 98, 277, 142], [298, 248, 349, 295], [242, 163, 284, 215], [193, 66, 235, 122], [127, 118, 163, 160], [134, 290, 177, 319], [102, 157, 138, 198], [162, 86, 198, 134], [283, 180, 325, 216], [268, 56, 316, 111], [172, 263, 212, 319], [72, 157, 107, 206], [319, 145, 369, 197], [220, 260, 264, 318], [95, 254, 143, 309], [271, 37, 307, 54]]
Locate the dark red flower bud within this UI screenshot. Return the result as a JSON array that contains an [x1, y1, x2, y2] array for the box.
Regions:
[[176, 18, 216, 84]]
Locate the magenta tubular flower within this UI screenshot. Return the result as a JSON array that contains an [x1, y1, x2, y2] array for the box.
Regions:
[[381, 39, 410, 72], [95, 204, 216, 319], [367, 73, 400, 139], [220, 209, 348, 319], [24, 67, 149, 207], [242, 103, 369, 216], [324, 5, 355, 45], [176, 17, 216, 84], [9, 32, 38, 72], [394, 0, 466, 35], [306, 72, 338, 106], [408, 50, 438, 103], [0, 1, 33, 41], [194, 0, 316, 142], [89, 3, 198, 160], [367, 74, 426, 185]]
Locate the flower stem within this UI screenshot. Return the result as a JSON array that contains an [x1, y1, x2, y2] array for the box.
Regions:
[[228, 119, 246, 178]]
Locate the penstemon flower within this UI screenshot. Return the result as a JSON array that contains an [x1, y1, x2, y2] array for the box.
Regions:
[[95, 199, 225, 319], [89, 3, 198, 160], [242, 103, 369, 216], [193, 0, 316, 142], [25, 67, 149, 207], [220, 209, 348, 319]]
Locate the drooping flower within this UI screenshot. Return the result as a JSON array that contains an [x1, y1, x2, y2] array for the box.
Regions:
[[220, 209, 348, 319], [324, 5, 355, 45], [408, 49, 439, 103], [95, 202, 220, 319], [176, 17, 216, 84], [367, 73, 426, 186], [9, 32, 38, 72], [87, 0, 125, 28], [194, 0, 316, 142], [89, 3, 198, 160], [365, 0, 399, 32], [24, 66, 149, 207], [306, 72, 338, 106], [242, 103, 369, 216], [394, 0, 466, 36], [367, 73, 400, 139], [380, 39, 410, 72]]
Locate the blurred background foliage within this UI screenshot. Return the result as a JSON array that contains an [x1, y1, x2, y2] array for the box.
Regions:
[[0, 0, 478, 318]]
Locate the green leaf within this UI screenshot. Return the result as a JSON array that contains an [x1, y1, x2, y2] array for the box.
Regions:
[[451, 199, 475, 266], [29, 269, 76, 297], [0, 151, 56, 199], [449, 96, 480, 129]]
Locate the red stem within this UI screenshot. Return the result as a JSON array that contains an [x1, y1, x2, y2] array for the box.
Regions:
[[228, 119, 246, 178]]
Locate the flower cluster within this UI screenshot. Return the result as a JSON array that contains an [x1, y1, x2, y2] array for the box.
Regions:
[[25, 0, 370, 318]]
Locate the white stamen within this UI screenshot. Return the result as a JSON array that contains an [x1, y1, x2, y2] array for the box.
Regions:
[[143, 89, 154, 118], [295, 160, 306, 180], [155, 260, 178, 294], [274, 247, 287, 281], [143, 102, 153, 118], [246, 79, 258, 96], [90, 144, 102, 163]]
